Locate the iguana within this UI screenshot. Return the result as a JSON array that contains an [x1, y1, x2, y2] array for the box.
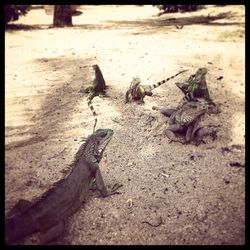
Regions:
[[125, 69, 188, 103], [175, 67, 213, 103], [84, 64, 107, 132], [5, 129, 122, 245], [153, 100, 210, 144]]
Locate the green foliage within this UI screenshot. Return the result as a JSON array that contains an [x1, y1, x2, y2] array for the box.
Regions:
[[5, 5, 31, 24], [154, 5, 203, 13]]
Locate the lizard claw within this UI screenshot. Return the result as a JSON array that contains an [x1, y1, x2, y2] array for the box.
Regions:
[[109, 183, 123, 195], [195, 139, 206, 146], [89, 179, 97, 190]]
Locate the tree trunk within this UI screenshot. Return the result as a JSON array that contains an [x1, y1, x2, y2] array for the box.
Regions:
[[53, 5, 72, 27]]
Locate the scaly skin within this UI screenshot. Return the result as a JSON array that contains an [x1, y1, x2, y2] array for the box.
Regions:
[[125, 77, 141, 103], [85, 64, 107, 132], [157, 101, 208, 144], [85, 64, 106, 96], [175, 67, 213, 102], [5, 129, 122, 245]]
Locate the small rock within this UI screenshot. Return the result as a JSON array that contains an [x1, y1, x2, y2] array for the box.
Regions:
[[229, 162, 245, 168], [189, 155, 195, 161], [127, 162, 133, 167]]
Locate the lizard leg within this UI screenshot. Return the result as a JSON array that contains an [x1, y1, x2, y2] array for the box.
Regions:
[[39, 221, 65, 244], [159, 108, 176, 117], [90, 179, 122, 193], [7, 199, 33, 217], [95, 169, 122, 197], [164, 124, 185, 144], [185, 118, 200, 143], [138, 86, 145, 103], [185, 125, 194, 143], [125, 91, 131, 103], [84, 86, 93, 94], [95, 168, 108, 197], [145, 91, 153, 96], [194, 128, 207, 146], [195, 126, 218, 146]]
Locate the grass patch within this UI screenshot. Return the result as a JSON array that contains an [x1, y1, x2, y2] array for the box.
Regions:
[[217, 29, 244, 42]]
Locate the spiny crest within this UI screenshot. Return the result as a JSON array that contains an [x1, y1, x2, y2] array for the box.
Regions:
[[73, 129, 113, 164], [73, 142, 88, 163]]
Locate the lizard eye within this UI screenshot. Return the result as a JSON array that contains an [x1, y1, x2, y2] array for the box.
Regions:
[[100, 132, 107, 138]]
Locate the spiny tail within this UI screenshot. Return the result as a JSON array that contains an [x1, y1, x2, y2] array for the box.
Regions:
[[151, 69, 188, 90], [87, 96, 97, 133]]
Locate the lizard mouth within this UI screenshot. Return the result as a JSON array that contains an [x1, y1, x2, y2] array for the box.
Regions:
[[94, 129, 114, 158], [96, 135, 113, 163], [98, 135, 113, 154]]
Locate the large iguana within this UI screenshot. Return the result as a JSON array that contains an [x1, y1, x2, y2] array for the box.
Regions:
[[84, 64, 107, 132], [175, 67, 213, 103], [5, 129, 122, 244], [125, 69, 188, 103], [154, 100, 217, 145]]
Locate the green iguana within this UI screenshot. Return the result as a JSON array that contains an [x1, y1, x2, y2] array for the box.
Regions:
[[84, 64, 107, 132], [175, 67, 213, 103], [5, 129, 122, 245], [125, 69, 188, 103], [154, 100, 212, 144]]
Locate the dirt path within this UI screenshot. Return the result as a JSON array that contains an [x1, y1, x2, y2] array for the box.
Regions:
[[5, 5, 245, 245]]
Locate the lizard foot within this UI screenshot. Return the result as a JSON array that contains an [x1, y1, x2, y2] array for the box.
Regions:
[[108, 183, 123, 196], [168, 139, 186, 144], [195, 139, 206, 146], [89, 179, 97, 190]]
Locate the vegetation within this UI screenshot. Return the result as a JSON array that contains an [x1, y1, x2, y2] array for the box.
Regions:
[[5, 5, 31, 24], [154, 5, 203, 13], [217, 29, 244, 42]]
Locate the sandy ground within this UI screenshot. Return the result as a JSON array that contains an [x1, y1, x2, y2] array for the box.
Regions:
[[5, 5, 245, 245]]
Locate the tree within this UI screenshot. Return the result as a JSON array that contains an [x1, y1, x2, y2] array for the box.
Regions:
[[5, 5, 31, 24], [53, 5, 72, 27]]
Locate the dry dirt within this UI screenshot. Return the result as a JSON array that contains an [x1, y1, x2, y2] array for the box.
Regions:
[[5, 5, 245, 245]]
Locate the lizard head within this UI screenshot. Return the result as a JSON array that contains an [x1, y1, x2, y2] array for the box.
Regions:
[[94, 128, 113, 157], [196, 67, 208, 75], [85, 129, 114, 163], [130, 77, 141, 88]]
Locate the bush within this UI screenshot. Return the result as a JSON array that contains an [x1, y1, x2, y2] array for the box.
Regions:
[[154, 5, 203, 13], [5, 5, 31, 24]]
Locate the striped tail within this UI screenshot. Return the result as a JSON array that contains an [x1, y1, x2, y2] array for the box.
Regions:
[[151, 69, 188, 90], [87, 97, 97, 133]]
